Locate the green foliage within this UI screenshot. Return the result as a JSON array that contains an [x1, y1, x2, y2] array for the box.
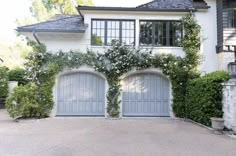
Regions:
[[8, 68, 28, 85], [92, 35, 103, 46], [30, 0, 54, 22], [186, 71, 230, 126], [171, 14, 201, 117], [77, 0, 94, 6], [151, 14, 201, 118], [0, 67, 9, 98], [6, 42, 55, 119], [6, 83, 51, 118], [182, 14, 201, 68], [40, 0, 94, 15], [95, 41, 152, 117]]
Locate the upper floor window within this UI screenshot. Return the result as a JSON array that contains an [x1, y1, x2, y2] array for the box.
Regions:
[[91, 19, 135, 46], [228, 9, 236, 28], [139, 21, 183, 47]]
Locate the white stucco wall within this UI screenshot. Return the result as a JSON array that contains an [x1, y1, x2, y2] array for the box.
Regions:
[[195, 0, 218, 73], [22, 0, 218, 73], [218, 52, 235, 71]]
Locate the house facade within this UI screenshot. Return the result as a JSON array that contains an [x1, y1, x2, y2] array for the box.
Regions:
[[17, 0, 235, 118]]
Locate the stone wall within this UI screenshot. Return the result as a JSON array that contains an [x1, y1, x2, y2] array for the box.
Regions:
[[223, 79, 236, 132]]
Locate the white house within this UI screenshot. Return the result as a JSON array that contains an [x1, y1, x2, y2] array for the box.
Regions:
[[17, 0, 235, 118]]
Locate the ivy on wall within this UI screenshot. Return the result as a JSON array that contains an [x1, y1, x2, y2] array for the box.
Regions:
[[6, 13, 201, 118]]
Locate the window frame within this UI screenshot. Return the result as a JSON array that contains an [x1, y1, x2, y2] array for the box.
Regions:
[[91, 19, 136, 46], [139, 20, 183, 47]]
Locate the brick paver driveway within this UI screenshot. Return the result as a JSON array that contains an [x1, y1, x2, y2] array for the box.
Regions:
[[0, 110, 236, 156]]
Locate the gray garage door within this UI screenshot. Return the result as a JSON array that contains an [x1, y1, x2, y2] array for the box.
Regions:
[[57, 72, 105, 116], [122, 73, 170, 117]]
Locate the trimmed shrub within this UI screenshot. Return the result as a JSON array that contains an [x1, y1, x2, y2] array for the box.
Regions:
[[8, 68, 28, 85], [6, 83, 52, 119], [186, 71, 230, 126], [0, 67, 9, 98]]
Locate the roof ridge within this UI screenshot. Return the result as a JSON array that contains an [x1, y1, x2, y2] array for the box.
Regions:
[[18, 15, 81, 29], [136, 0, 155, 8], [136, 0, 208, 9]]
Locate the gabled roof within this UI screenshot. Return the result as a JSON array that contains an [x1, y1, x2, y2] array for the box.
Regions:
[[17, 15, 88, 33], [78, 0, 209, 12], [137, 0, 209, 10]]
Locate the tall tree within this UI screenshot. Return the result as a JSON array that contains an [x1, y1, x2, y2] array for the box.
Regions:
[[77, 0, 94, 6], [41, 0, 94, 15]]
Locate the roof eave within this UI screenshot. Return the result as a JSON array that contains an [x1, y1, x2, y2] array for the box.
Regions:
[[16, 28, 86, 33], [77, 6, 199, 12], [195, 6, 211, 9]]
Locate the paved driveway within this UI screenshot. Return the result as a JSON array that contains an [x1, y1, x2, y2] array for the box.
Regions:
[[0, 110, 236, 156]]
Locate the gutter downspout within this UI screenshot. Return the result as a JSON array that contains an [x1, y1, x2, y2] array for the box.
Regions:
[[33, 30, 41, 44], [76, 6, 84, 21]]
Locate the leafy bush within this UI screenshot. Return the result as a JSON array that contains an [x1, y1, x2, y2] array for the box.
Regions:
[[6, 83, 52, 119], [0, 67, 9, 98], [8, 68, 28, 85], [186, 71, 230, 126]]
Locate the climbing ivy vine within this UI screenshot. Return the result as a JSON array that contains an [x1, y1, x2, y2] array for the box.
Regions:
[[7, 13, 201, 118]]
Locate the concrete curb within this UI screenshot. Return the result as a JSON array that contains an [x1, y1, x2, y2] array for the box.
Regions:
[[175, 117, 236, 139]]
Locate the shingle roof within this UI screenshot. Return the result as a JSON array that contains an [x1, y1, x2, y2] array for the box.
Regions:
[[78, 0, 209, 12], [17, 15, 88, 33], [18, 1, 209, 34], [136, 0, 209, 10]]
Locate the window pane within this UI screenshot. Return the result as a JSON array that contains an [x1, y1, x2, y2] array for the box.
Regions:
[[93, 21, 97, 28], [154, 22, 166, 46], [228, 10, 236, 28], [121, 21, 135, 45], [107, 21, 120, 45], [140, 21, 153, 46], [91, 20, 105, 46], [170, 22, 182, 46]]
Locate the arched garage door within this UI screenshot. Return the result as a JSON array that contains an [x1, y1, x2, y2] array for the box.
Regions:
[[57, 72, 105, 116], [122, 73, 170, 117]]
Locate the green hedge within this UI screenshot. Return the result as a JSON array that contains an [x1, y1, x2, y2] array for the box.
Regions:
[[8, 68, 28, 85], [6, 83, 53, 119], [0, 67, 9, 98], [186, 71, 230, 126]]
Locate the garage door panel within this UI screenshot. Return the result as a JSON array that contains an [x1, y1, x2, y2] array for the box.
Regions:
[[122, 73, 170, 117], [57, 72, 105, 116]]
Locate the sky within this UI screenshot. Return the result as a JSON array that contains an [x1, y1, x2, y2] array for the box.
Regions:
[[0, 0, 150, 41]]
